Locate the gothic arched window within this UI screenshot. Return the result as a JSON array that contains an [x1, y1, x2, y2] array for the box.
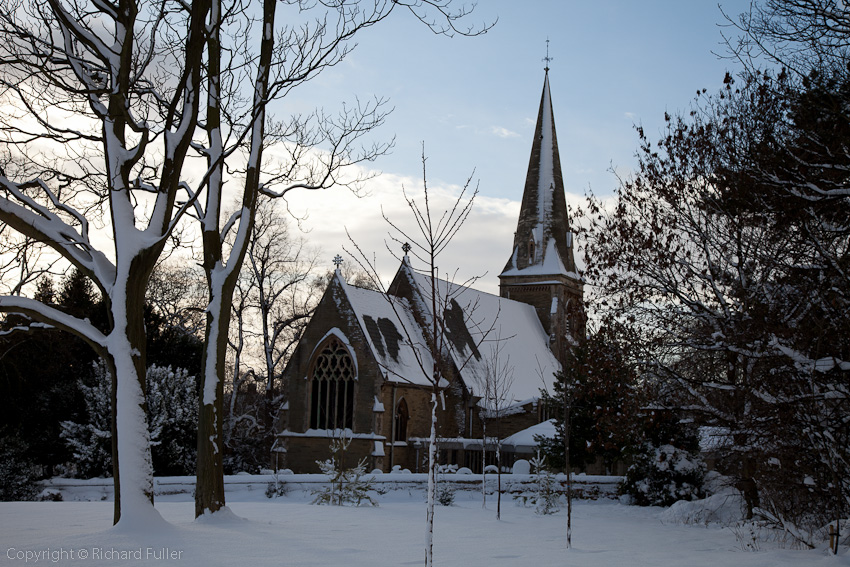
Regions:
[[528, 238, 536, 263], [309, 337, 355, 430], [394, 398, 409, 442]]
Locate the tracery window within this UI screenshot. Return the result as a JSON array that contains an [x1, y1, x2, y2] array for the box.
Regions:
[[309, 337, 355, 430]]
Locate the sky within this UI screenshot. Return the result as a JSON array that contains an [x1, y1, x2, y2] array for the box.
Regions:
[[275, 1, 754, 294]]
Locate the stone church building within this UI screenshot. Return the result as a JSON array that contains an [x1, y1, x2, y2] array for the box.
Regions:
[[273, 69, 584, 473]]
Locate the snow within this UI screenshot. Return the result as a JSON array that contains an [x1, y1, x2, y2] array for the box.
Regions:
[[501, 419, 557, 452], [3, 477, 842, 566], [403, 268, 560, 401], [660, 486, 746, 526], [337, 276, 435, 387], [499, 238, 574, 278]]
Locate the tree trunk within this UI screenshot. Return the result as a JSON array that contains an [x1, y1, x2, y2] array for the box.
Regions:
[[109, 270, 159, 526], [196, 298, 228, 517], [481, 420, 487, 508], [425, 392, 438, 567], [496, 443, 502, 520]]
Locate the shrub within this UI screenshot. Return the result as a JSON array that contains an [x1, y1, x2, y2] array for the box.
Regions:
[[0, 432, 41, 501], [436, 484, 455, 506], [621, 443, 705, 507]]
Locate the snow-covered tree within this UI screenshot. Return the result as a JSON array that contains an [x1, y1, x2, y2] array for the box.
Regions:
[[190, 0, 491, 519], [61, 362, 198, 478], [621, 444, 705, 507], [583, 57, 849, 542], [0, 270, 108, 475], [311, 431, 377, 507], [0, 0, 489, 525], [0, 429, 41, 501], [0, 0, 210, 525], [60, 362, 113, 479]]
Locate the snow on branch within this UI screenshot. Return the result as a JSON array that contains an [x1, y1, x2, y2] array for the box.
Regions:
[[0, 295, 107, 354], [0, 181, 115, 292]]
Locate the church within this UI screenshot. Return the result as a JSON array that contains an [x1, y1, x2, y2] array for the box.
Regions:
[[273, 69, 584, 473]]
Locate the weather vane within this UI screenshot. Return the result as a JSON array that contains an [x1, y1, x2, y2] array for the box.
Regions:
[[333, 254, 343, 269], [543, 38, 553, 72]]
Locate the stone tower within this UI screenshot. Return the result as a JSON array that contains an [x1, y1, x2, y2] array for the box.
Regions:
[[498, 69, 584, 365]]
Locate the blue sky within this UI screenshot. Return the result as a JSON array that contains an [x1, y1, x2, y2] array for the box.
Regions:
[[278, 1, 753, 288]]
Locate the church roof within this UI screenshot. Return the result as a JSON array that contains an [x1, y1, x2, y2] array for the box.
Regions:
[[500, 70, 577, 279], [333, 271, 437, 387], [396, 261, 560, 403]]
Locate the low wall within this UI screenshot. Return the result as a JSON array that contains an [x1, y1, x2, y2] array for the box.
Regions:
[[42, 473, 623, 502]]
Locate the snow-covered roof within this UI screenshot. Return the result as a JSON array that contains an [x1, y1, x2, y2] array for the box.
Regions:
[[500, 238, 576, 278], [334, 272, 436, 387], [502, 419, 557, 451], [399, 262, 560, 402]]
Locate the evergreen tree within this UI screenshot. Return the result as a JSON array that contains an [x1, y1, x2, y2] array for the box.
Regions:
[[537, 322, 641, 473], [0, 428, 42, 501], [60, 362, 113, 478]]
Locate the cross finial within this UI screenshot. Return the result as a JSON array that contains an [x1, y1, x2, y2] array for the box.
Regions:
[[402, 242, 411, 255], [543, 38, 552, 72], [333, 254, 343, 269]]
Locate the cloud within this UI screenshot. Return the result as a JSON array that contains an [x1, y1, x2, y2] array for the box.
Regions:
[[283, 167, 519, 294], [490, 126, 520, 139]]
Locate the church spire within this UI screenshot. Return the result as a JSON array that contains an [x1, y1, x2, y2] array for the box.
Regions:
[[499, 66, 584, 364], [500, 69, 576, 277]]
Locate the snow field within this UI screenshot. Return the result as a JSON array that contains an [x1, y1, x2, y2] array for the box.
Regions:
[[1, 488, 844, 567]]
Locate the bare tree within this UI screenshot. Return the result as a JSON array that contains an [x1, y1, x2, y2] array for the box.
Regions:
[[146, 262, 206, 337], [0, 0, 209, 525], [0, 0, 491, 524], [223, 199, 321, 469], [348, 149, 494, 566], [477, 337, 514, 520], [188, 0, 487, 515], [190, 0, 492, 519], [246, 200, 321, 440]]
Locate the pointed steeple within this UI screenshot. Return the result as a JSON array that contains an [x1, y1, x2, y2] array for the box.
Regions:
[[499, 68, 584, 366], [500, 70, 576, 277]]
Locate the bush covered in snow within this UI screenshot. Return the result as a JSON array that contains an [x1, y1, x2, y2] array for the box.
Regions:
[[0, 430, 42, 501], [620, 443, 705, 507], [146, 365, 197, 475], [311, 435, 377, 507], [514, 456, 561, 515], [60, 361, 197, 478], [311, 456, 378, 507], [60, 363, 112, 478]]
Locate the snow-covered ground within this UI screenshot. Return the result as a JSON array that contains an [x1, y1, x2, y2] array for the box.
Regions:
[[1, 481, 845, 566]]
